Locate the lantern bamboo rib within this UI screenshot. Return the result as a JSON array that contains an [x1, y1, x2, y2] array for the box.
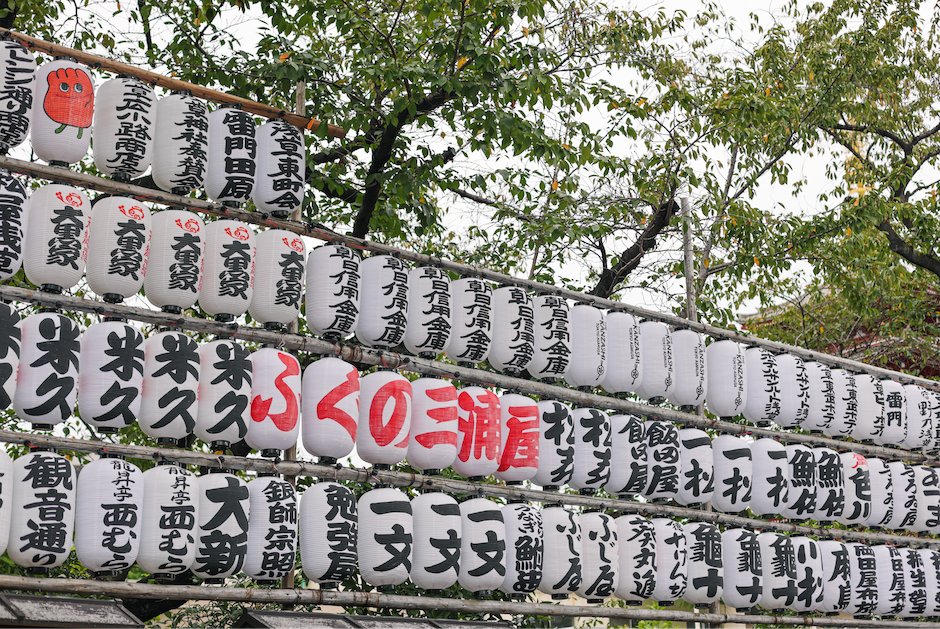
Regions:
[[0, 427, 933, 548], [0, 30, 346, 139], [0, 575, 935, 628], [1, 154, 935, 393], [1, 282, 936, 468]]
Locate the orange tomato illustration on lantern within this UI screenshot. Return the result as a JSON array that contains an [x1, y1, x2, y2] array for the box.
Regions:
[[43, 67, 94, 139]]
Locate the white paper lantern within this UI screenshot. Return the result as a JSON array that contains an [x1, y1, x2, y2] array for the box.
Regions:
[[198, 220, 255, 320], [676, 428, 714, 507], [826, 368, 858, 439], [137, 464, 198, 576], [407, 378, 458, 473], [774, 354, 809, 428], [0, 40, 36, 152], [711, 435, 752, 513], [358, 487, 412, 588], [252, 119, 304, 217], [299, 481, 357, 585], [403, 266, 451, 357], [578, 512, 618, 602], [803, 361, 836, 433], [919, 549, 940, 617], [489, 286, 534, 375], [532, 400, 574, 490], [812, 447, 844, 523], [538, 506, 581, 598], [74, 457, 143, 573], [565, 303, 605, 388], [8, 451, 75, 569], [911, 465, 940, 534], [0, 449, 12, 557], [139, 330, 199, 442], [495, 393, 539, 483], [851, 374, 884, 443], [742, 347, 781, 427], [78, 320, 144, 433], [847, 543, 878, 616], [305, 244, 361, 339], [818, 540, 851, 614], [14, 312, 80, 428], [757, 532, 796, 611], [23, 184, 90, 292], [604, 414, 646, 497], [357, 370, 412, 466], [720, 528, 762, 610], [453, 386, 501, 479], [0, 303, 21, 411], [642, 421, 680, 502], [92, 77, 155, 178], [633, 321, 674, 403], [667, 329, 706, 409], [790, 537, 824, 612], [704, 340, 746, 418], [31, 59, 94, 165], [886, 461, 916, 531], [878, 378, 907, 447], [301, 357, 359, 461], [246, 348, 301, 455], [838, 452, 871, 527], [86, 197, 151, 301], [410, 492, 460, 591], [615, 515, 656, 605], [195, 340, 251, 447], [873, 544, 906, 617], [902, 548, 928, 618], [500, 503, 543, 597], [651, 518, 686, 604], [779, 443, 815, 521], [902, 384, 932, 451], [357, 255, 409, 349], [570, 407, 610, 494], [749, 439, 788, 518], [601, 311, 642, 395], [458, 498, 506, 594], [243, 476, 297, 581], [0, 173, 28, 282], [864, 457, 893, 528], [206, 106, 256, 204], [249, 229, 305, 327], [528, 294, 571, 381], [193, 472, 250, 580], [683, 522, 722, 607], [152, 93, 208, 193], [445, 277, 492, 364], [144, 210, 204, 312]]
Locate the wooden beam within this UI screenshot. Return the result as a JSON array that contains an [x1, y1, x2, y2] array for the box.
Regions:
[[0, 29, 346, 139], [0, 575, 937, 627]]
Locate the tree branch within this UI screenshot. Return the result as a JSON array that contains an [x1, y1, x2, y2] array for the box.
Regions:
[[351, 89, 456, 238], [453, 188, 497, 205], [589, 199, 678, 298], [876, 219, 940, 280]]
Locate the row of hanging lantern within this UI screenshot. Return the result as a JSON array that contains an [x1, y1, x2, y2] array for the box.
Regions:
[[3, 449, 937, 617], [0, 43, 305, 217], [3, 180, 934, 449], [3, 297, 940, 525]]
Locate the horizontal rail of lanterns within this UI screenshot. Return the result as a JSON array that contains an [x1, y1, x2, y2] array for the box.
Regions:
[[3, 153, 936, 396], [0, 441, 938, 620]]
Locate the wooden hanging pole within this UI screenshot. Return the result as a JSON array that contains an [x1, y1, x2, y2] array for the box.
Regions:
[[0, 575, 936, 627], [0, 29, 346, 139], [1, 154, 933, 392]]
